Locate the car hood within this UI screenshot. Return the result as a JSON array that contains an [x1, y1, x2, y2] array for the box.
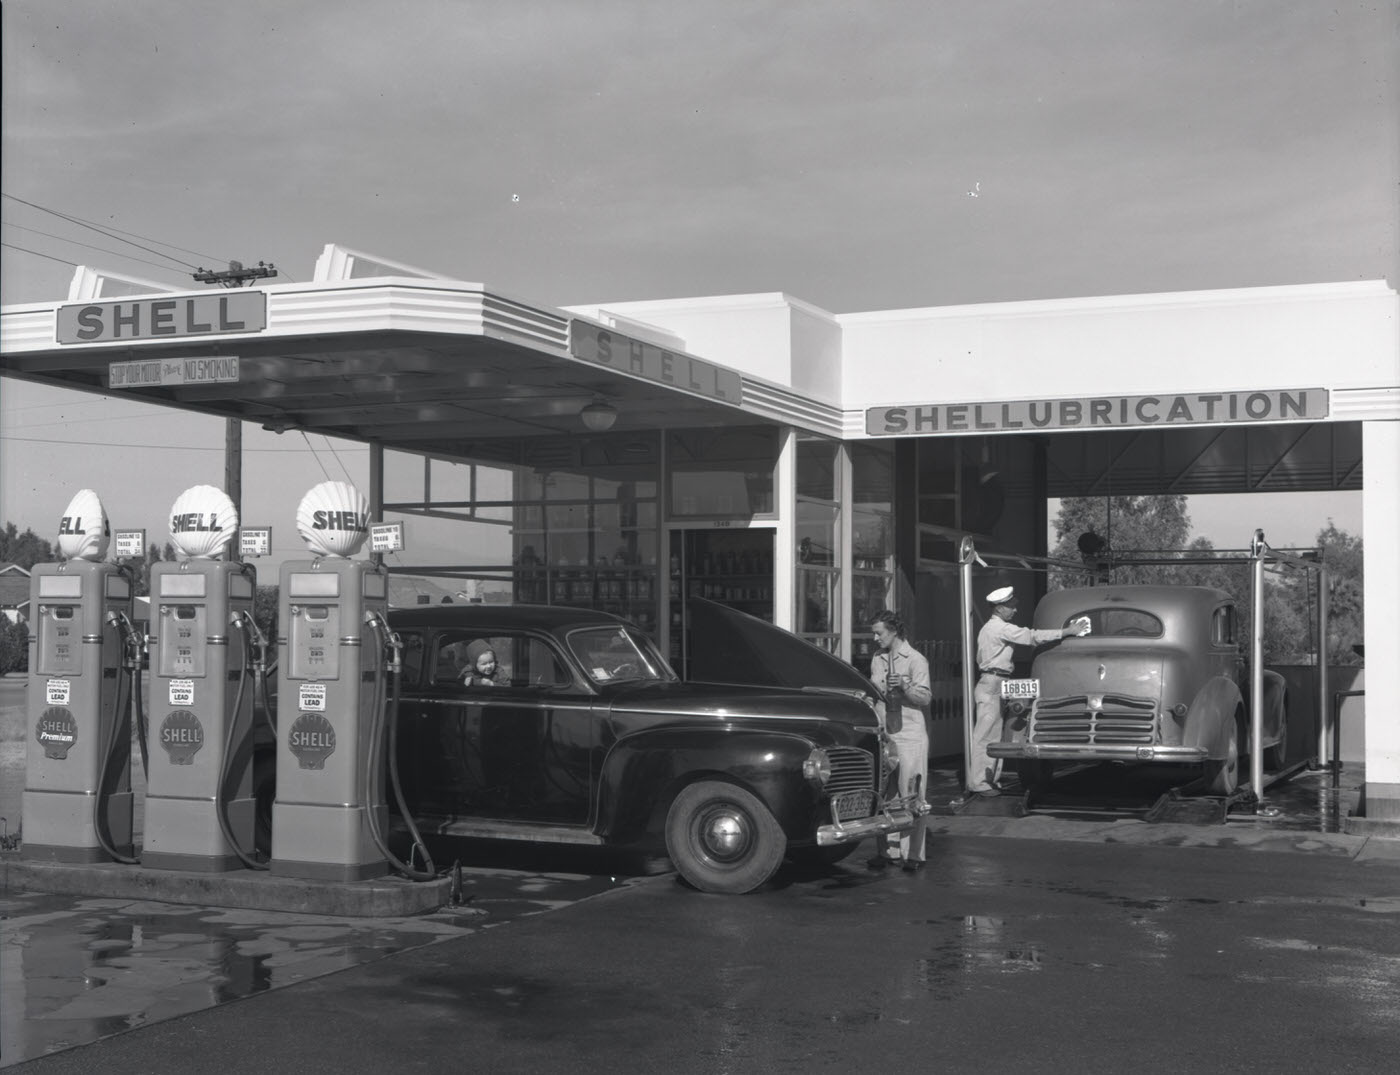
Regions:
[[684, 597, 880, 703]]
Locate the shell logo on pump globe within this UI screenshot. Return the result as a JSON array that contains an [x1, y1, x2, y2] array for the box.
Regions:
[[296, 481, 370, 557], [56, 488, 111, 561], [168, 485, 239, 559]]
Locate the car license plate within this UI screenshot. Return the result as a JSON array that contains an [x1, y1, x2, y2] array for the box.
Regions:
[[1001, 678, 1040, 699], [831, 789, 873, 821]]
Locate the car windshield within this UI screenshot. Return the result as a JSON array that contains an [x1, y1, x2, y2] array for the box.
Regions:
[[1068, 608, 1164, 638], [567, 626, 676, 687]]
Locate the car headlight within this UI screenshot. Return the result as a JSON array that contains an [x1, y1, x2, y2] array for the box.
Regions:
[[802, 748, 832, 788]]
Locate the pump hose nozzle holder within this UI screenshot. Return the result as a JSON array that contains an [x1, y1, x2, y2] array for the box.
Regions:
[[95, 609, 142, 864], [364, 610, 436, 882]]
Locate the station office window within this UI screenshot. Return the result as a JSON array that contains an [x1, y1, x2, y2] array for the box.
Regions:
[[796, 434, 840, 651], [667, 427, 777, 518]]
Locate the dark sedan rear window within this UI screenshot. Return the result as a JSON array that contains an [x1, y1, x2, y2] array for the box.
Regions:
[[1068, 609, 1164, 638]]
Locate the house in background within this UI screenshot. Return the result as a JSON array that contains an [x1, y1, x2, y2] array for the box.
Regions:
[[0, 563, 31, 623]]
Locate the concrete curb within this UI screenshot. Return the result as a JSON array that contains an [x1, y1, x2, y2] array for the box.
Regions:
[[1, 854, 452, 916], [925, 812, 1400, 862]]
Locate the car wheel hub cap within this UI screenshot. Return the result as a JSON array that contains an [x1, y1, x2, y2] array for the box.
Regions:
[[700, 809, 751, 861]]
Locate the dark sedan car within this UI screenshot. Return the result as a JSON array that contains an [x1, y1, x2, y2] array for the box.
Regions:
[[380, 599, 914, 893], [988, 585, 1288, 796]]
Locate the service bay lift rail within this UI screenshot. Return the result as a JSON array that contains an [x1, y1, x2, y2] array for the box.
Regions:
[[956, 530, 1333, 818]]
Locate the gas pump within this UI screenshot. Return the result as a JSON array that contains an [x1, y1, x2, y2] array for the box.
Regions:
[[22, 490, 137, 863], [270, 481, 393, 881], [142, 485, 259, 872]]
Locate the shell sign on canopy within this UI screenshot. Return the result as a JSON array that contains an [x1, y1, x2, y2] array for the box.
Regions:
[[296, 482, 370, 558]]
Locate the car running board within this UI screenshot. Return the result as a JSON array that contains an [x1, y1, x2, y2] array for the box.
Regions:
[[424, 818, 606, 845]]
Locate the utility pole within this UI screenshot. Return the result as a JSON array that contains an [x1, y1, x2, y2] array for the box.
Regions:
[[193, 260, 278, 287]]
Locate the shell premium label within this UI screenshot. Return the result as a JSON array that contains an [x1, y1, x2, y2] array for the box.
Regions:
[[36, 707, 78, 760], [159, 710, 205, 765], [288, 712, 336, 770]]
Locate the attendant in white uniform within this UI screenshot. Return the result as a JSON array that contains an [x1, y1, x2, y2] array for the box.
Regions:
[[969, 586, 1090, 796]]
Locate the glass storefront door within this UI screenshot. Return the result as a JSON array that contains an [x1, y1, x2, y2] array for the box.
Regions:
[[666, 528, 775, 679]]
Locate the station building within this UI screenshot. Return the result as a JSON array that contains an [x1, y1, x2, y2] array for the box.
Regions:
[[2, 246, 1396, 819]]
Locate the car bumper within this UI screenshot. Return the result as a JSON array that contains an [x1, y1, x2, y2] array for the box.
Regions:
[[986, 743, 1208, 763], [815, 804, 917, 846]]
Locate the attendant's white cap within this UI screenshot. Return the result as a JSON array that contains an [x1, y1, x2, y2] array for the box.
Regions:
[[986, 586, 1016, 604]]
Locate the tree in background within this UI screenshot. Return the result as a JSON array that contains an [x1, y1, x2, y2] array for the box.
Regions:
[[1049, 498, 1362, 666], [1049, 495, 1194, 587], [0, 522, 56, 569]]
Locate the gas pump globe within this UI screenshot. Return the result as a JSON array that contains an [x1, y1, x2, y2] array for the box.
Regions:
[[143, 484, 258, 872], [271, 481, 392, 881], [23, 489, 135, 863]]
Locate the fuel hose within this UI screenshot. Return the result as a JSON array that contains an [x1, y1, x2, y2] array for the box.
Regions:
[[364, 614, 436, 881]]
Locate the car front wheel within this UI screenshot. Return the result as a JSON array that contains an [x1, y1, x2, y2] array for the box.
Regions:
[[664, 780, 787, 894]]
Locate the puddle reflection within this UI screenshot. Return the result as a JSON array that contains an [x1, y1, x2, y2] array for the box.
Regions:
[[0, 893, 470, 1068]]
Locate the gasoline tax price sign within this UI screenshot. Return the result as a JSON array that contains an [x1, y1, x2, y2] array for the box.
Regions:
[[370, 522, 404, 553], [113, 529, 146, 559], [240, 527, 271, 558]]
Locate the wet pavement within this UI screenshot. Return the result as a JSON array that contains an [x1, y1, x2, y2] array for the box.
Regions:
[[10, 832, 1400, 1074], [1, 847, 659, 1068], [3, 759, 1394, 1069], [3, 661, 1390, 1071]]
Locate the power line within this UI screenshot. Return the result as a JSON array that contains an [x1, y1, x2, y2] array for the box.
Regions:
[[1, 239, 186, 277], [299, 431, 335, 480], [2, 192, 208, 269], [2, 192, 228, 263], [2, 222, 196, 276], [0, 241, 76, 267]]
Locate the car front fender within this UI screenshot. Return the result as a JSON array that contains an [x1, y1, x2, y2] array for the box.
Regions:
[[596, 728, 821, 844], [1181, 676, 1245, 760]]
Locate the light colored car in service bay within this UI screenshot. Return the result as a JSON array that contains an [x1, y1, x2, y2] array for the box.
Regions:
[[988, 585, 1289, 796]]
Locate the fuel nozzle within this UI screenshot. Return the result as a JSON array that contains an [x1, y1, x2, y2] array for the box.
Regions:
[[105, 609, 145, 669], [363, 610, 403, 674], [231, 610, 269, 673]]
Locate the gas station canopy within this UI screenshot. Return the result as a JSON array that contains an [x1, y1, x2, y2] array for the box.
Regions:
[[0, 246, 1373, 495]]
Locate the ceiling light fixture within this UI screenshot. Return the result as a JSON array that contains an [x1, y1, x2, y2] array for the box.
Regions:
[[579, 399, 618, 432]]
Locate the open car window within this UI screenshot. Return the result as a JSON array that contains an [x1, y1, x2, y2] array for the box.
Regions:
[[430, 632, 574, 691], [567, 626, 673, 687]]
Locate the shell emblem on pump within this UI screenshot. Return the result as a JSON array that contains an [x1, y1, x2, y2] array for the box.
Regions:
[[56, 489, 110, 561], [159, 710, 205, 765], [35, 707, 77, 760], [296, 481, 370, 558], [168, 485, 238, 560], [288, 712, 337, 769]]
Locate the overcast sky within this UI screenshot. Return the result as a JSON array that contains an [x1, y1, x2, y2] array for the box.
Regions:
[[1, 1, 1394, 557]]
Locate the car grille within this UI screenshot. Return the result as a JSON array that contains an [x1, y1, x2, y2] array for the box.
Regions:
[[1030, 694, 1158, 745], [825, 746, 875, 794]]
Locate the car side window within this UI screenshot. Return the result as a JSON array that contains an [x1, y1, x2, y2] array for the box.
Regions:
[[399, 632, 426, 687], [432, 633, 515, 687], [429, 633, 571, 691], [1212, 606, 1236, 646], [516, 637, 573, 689]]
